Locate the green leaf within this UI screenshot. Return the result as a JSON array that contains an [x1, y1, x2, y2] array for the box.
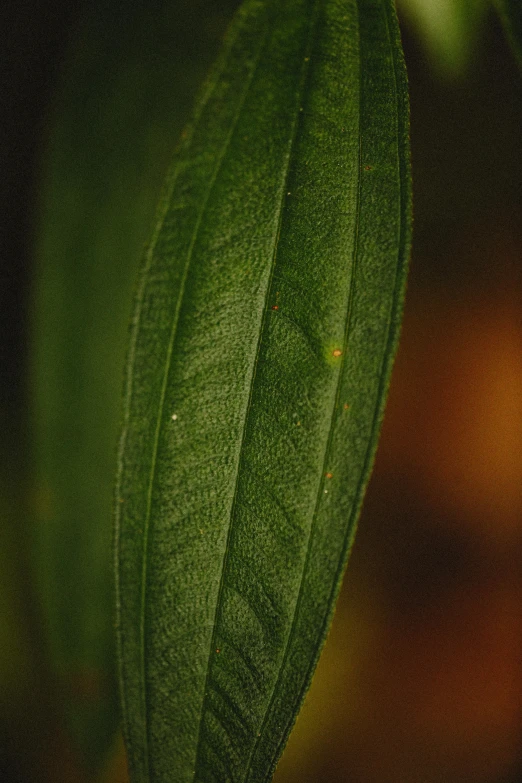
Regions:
[[494, 0, 522, 70], [32, 0, 238, 771], [115, 0, 411, 780], [397, 0, 488, 78]]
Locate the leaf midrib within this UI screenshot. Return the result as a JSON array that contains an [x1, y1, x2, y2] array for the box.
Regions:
[[190, 5, 322, 780], [241, 4, 363, 778], [115, 16, 272, 778], [262, 1, 409, 773]]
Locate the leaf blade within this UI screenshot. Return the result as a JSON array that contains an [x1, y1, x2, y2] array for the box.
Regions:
[[115, 0, 411, 781]]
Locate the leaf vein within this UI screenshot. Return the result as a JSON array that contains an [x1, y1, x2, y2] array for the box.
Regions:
[[261, 1, 410, 774], [116, 16, 271, 778], [192, 6, 319, 778], [241, 2, 363, 778]]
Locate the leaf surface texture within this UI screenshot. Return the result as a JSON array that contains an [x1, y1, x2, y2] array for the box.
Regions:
[[115, 0, 411, 780]]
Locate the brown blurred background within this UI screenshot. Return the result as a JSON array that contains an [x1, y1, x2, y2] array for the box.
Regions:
[[1, 1, 521, 781]]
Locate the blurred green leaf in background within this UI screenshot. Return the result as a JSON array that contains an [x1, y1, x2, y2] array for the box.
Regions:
[[31, 0, 239, 774], [397, 0, 489, 78], [495, 0, 522, 68]]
